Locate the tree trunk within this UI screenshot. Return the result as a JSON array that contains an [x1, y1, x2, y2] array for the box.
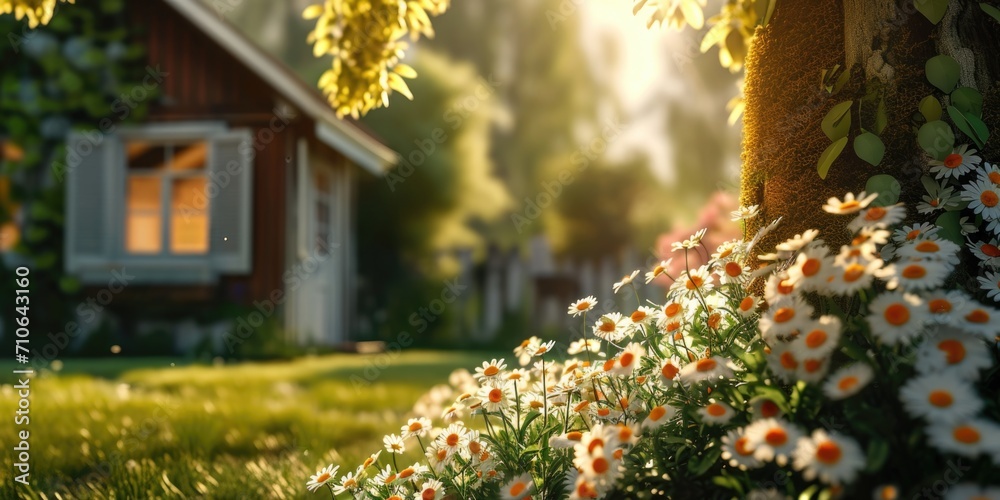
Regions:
[[740, 0, 1000, 259]]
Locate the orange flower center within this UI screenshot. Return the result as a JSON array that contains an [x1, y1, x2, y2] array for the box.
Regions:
[[661, 363, 679, 380], [838, 376, 859, 391], [735, 436, 753, 456], [982, 244, 1000, 257], [839, 200, 861, 211], [706, 403, 727, 417], [648, 406, 667, 421], [929, 199, 940, 207], [760, 400, 780, 418], [316, 472, 331, 483], [489, 388, 503, 403], [777, 279, 795, 295], [965, 309, 991, 324], [780, 351, 798, 370], [764, 428, 788, 446], [937, 339, 966, 364], [982, 190, 1000, 208], [587, 438, 605, 454], [773, 307, 795, 323], [928, 390, 953, 408], [725, 262, 743, 277], [943, 153, 963, 168], [630, 310, 646, 322], [884, 304, 910, 326], [686, 275, 704, 290], [574, 401, 590, 412], [345, 478, 357, 488], [805, 330, 828, 348], [409, 422, 423, 432], [665, 303, 681, 316], [953, 425, 981, 444], [567, 431, 583, 441], [816, 441, 842, 464], [929, 299, 953, 313], [915, 241, 940, 252], [509, 482, 528, 496], [843, 264, 866, 282], [865, 207, 888, 221], [902, 265, 927, 279], [803, 359, 823, 373], [620, 352, 635, 367], [739, 297, 755, 312], [384, 474, 397, 484], [599, 320, 616, 333], [422, 488, 436, 500], [696, 358, 717, 372], [399, 467, 415, 479], [483, 366, 499, 377], [447, 434, 460, 447], [990, 171, 1000, 185], [576, 301, 591, 311], [603, 358, 617, 372], [592, 457, 610, 475], [802, 258, 822, 277], [906, 229, 921, 240]]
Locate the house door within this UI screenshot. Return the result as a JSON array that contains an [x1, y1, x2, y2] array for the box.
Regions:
[[300, 163, 342, 345]]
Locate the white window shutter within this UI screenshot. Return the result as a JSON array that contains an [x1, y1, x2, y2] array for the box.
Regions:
[[209, 129, 253, 274], [64, 132, 116, 273]]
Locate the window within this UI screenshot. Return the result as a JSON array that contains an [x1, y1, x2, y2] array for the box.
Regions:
[[124, 140, 210, 255], [313, 169, 331, 252]]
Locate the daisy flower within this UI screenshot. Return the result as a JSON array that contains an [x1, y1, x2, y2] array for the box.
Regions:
[[401, 417, 432, 439], [927, 419, 1000, 459], [744, 418, 804, 466], [417, 479, 446, 500], [954, 302, 1000, 339], [793, 429, 865, 485], [718, 260, 750, 284], [775, 229, 821, 255], [790, 315, 842, 359], [477, 381, 514, 413], [642, 405, 676, 430], [530, 340, 557, 357], [787, 246, 833, 290], [679, 356, 736, 385], [825, 258, 882, 296], [867, 291, 927, 345], [872, 485, 900, 500], [383, 433, 406, 454], [765, 342, 800, 383], [929, 144, 981, 179], [977, 270, 1000, 301], [750, 398, 784, 420], [698, 400, 735, 425], [627, 306, 657, 327], [609, 342, 645, 376], [900, 372, 983, 423], [737, 295, 762, 318], [657, 357, 682, 386], [980, 162, 1000, 185], [672, 228, 708, 251], [916, 328, 993, 380], [967, 238, 1000, 267], [514, 336, 542, 366], [593, 313, 629, 343], [474, 359, 507, 382], [612, 270, 639, 294], [731, 205, 760, 221], [823, 363, 874, 400], [331, 470, 360, 495], [569, 476, 602, 500], [823, 191, 879, 215], [721, 428, 764, 470], [361, 450, 381, 469], [306, 464, 339, 492], [437, 422, 471, 456], [847, 203, 906, 232], [671, 265, 715, 297], [877, 260, 949, 292], [567, 338, 602, 355], [374, 464, 400, 486], [796, 355, 830, 384], [896, 238, 960, 266], [917, 185, 962, 214], [568, 296, 598, 316], [645, 259, 673, 283], [962, 178, 1000, 221], [922, 290, 971, 325], [759, 295, 814, 342], [713, 239, 745, 262], [893, 222, 940, 244]]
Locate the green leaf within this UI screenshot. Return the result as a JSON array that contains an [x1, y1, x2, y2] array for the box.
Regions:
[[875, 98, 888, 134], [926, 55, 961, 93], [915, 0, 950, 24], [799, 485, 820, 500], [518, 411, 541, 440], [866, 439, 891, 473], [866, 175, 901, 206], [712, 474, 743, 494], [687, 443, 723, 476], [921, 175, 942, 196], [981, 2, 1000, 23], [59, 276, 81, 294], [917, 120, 955, 160], [821, 101, 853, 141], [817, 137, 849, 179], [935, 211, 964, 245], [854, 133, 885, 166], [951, 87, 984, 117], [919, 95, 942, 122], [948, 106, 990, 149]]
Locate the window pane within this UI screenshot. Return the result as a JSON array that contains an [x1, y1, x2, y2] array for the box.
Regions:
[[126, 141, 167, 170], [126, 176, 162, 253], [171, 177, 209, 254], [172, 142, 207, 171]]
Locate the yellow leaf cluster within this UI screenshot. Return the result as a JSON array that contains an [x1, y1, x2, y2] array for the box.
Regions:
[[0, 0, 73, 28], [632, 0, 706, 30], [304, 0, 449, 118], [699, 0, 760, 73]]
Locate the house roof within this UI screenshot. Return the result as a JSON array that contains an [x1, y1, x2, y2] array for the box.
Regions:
[[162, 0, 398, 176]]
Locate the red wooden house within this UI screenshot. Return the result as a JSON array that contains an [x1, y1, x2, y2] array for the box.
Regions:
[[61, 0, 397, 348]]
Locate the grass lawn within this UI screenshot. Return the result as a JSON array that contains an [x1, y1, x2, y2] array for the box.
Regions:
[[0, 350, 497, 499]]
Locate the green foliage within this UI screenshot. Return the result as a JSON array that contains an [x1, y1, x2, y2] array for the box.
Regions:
[[925, 55, 961, 93], [817, 136, 847, 179], [914, 0, 950, 24], [821, 101, 853, 141], [917, 120, 955, 160], [918, 95, 943, 122], [853, 132, 885, 166], [864, 174, 901, 206], [947, 105, 990, 150]]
